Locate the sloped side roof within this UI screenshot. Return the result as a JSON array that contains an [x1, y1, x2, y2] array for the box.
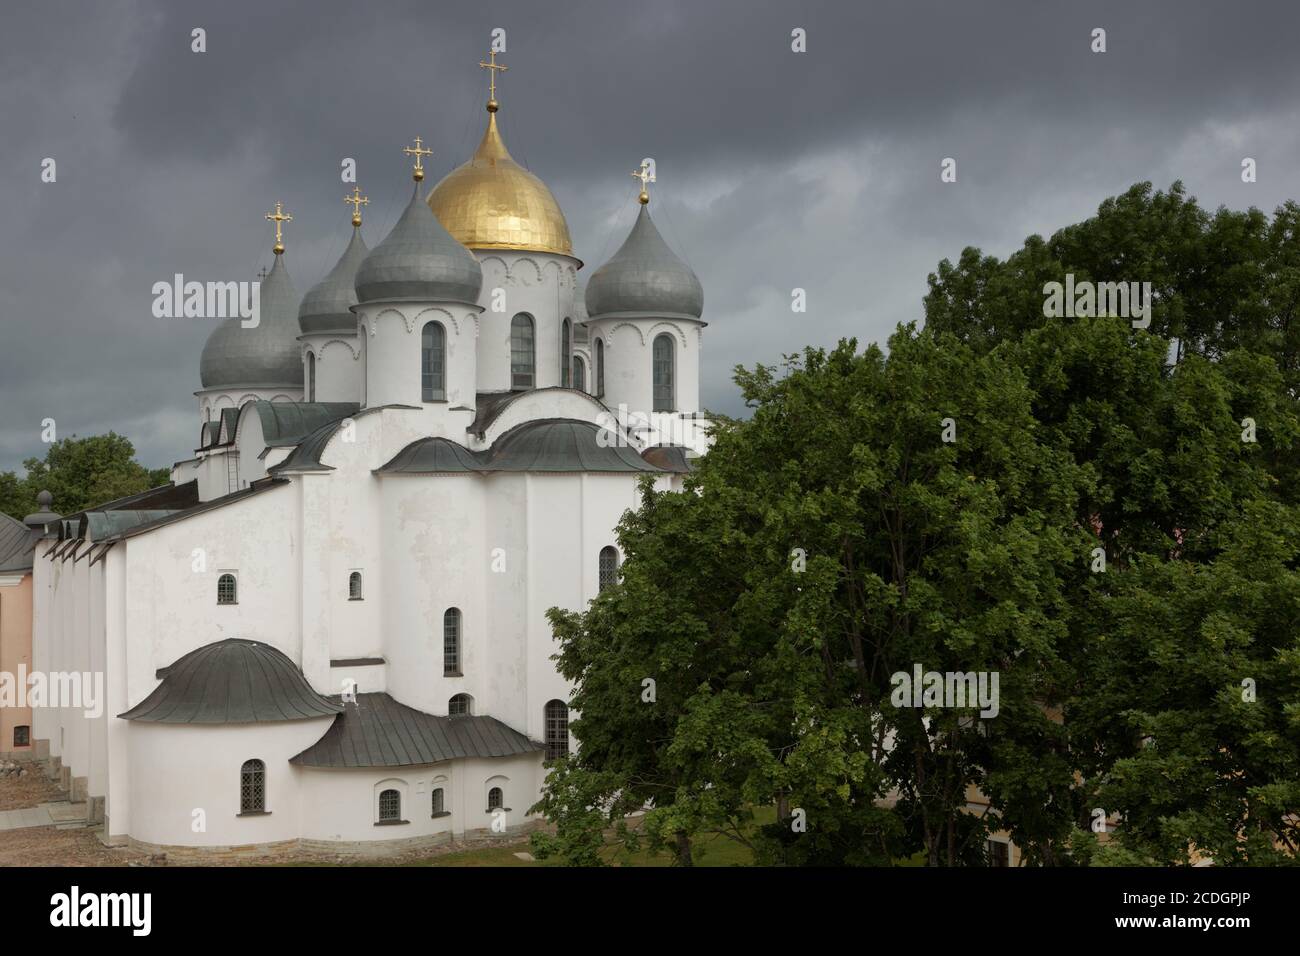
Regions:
[[119, 638, 342, 724], [83, 510, 181, 540], [290, 692, 543, 768], [641, 444, 694, 474], [0, 513, 34, 574], [254, 400, 359, 447]]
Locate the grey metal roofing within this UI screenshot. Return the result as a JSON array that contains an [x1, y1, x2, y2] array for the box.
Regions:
[[266, 403, 417, 474], [119, 638, 343, 724], [381, 418, 667, 475], [218, 406, 240, 444], [82, 510, 181, 540], [641, 444, 694, 474], [56, 482, 201, 535], [585, 203, 704, 321], [200, 421, 220, 449], [290, 692, 543, 768], [299, 226, 369, 334], [486, 419, 665, 473], [466, 387, 612, 439], [199, 254, 306, 389], [254, 400, 359, 447], [354, 184, 483, 306], [96, 479, 287, 542], [0, 513, 34, 574], [376, 436, 485, 474]]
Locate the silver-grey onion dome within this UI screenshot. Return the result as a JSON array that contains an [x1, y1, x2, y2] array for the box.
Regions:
[[355, 184, 482, 305], [298, 227, 369, 334], [585, 204, 703, 320], [200, 254, 305, 388]]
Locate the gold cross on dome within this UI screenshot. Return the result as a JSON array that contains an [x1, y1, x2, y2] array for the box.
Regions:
[[631, 162, 655, 204], [344, 186, 369, 226], [479, 50, 508, 110], [265, 201, 292, 254], [403, 136, 433, 181]]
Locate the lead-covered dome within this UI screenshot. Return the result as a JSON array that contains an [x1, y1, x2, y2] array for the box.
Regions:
[[585, 203, 703, 321], [355, 185, 483, 305], [200, 254, 304, 388], [427, 108, 574, 257], [299, 226, 368, 334]]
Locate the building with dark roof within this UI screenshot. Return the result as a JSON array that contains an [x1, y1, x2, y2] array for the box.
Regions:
[[31, 54, 712, 856]]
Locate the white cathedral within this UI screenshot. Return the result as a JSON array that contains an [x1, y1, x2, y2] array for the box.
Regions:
[[30, 65, 709, 856]]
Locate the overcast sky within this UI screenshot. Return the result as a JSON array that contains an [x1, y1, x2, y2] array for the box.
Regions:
[[3, 0, 1299, 472]]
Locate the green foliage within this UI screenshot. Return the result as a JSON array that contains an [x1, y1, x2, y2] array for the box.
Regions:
[[537, 182, 1300, 866], [0, 433, 167, 520]]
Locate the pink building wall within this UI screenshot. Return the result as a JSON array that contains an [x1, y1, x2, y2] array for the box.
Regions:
[[0, 574, 34, 757]]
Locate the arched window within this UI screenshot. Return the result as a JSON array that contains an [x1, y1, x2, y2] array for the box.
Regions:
[[422, 321, 446, 401], [378, 788, 401, 823], [348, 571, 363, 600], [598, 546, 619, 593], [544, 700, 569, 761], [307, 351, 316, 402], [431, 788, 445, 816], [595, 337, 605, 397], [240, 759, 265, 813], [487, 787, 504, 811], [217, 573, 237, 605], [511, 314, 535, 389], [561, 319, 572, 387], [443, 607, 462, 676], [574, 355, 586, 393], [448, 693, 473, 717], [653, 334, 675, 412]]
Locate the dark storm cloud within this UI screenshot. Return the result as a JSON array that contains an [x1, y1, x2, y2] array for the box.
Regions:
[[3, 0, 1299, 471]]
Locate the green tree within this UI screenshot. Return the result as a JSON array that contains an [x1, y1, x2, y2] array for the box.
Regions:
[[0, 433, 169, 520]]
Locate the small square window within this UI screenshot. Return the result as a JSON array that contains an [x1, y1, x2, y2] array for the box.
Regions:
[[14, 725, 30, 747]]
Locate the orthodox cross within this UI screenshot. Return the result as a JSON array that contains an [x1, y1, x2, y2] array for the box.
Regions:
[[479, 50, 508, 110], [403, 136, 433, 181], [265, 201, 292, 254], [344, 186, 370, 226], [632, 161, 655, 204]]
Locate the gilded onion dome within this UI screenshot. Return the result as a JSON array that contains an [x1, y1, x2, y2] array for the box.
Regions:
[[427, 107, 574, 257]]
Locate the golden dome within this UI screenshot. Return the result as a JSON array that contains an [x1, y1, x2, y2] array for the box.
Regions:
[[427, 109, 574, 257]]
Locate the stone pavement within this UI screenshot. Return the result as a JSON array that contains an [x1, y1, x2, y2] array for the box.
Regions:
[[0, 805, 54, 830]]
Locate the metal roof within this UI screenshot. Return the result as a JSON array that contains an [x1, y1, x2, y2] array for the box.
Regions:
[[299, 226, 368, 334], [376, 436, 485, 474], [199, 254, 305, 389], [118, 638, 343, 724], [254, 400, 359, 447], [0, 513, 34, 574], [484, 419, 664, 473], [585, 204, 704, 321], [82, 509, 181, 540], [466, 387, 612, 438], [290, 692, 543, 768], [641, 444, 694, 474], [355, 184, 483, 306], [379, 418, 667, 475]]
